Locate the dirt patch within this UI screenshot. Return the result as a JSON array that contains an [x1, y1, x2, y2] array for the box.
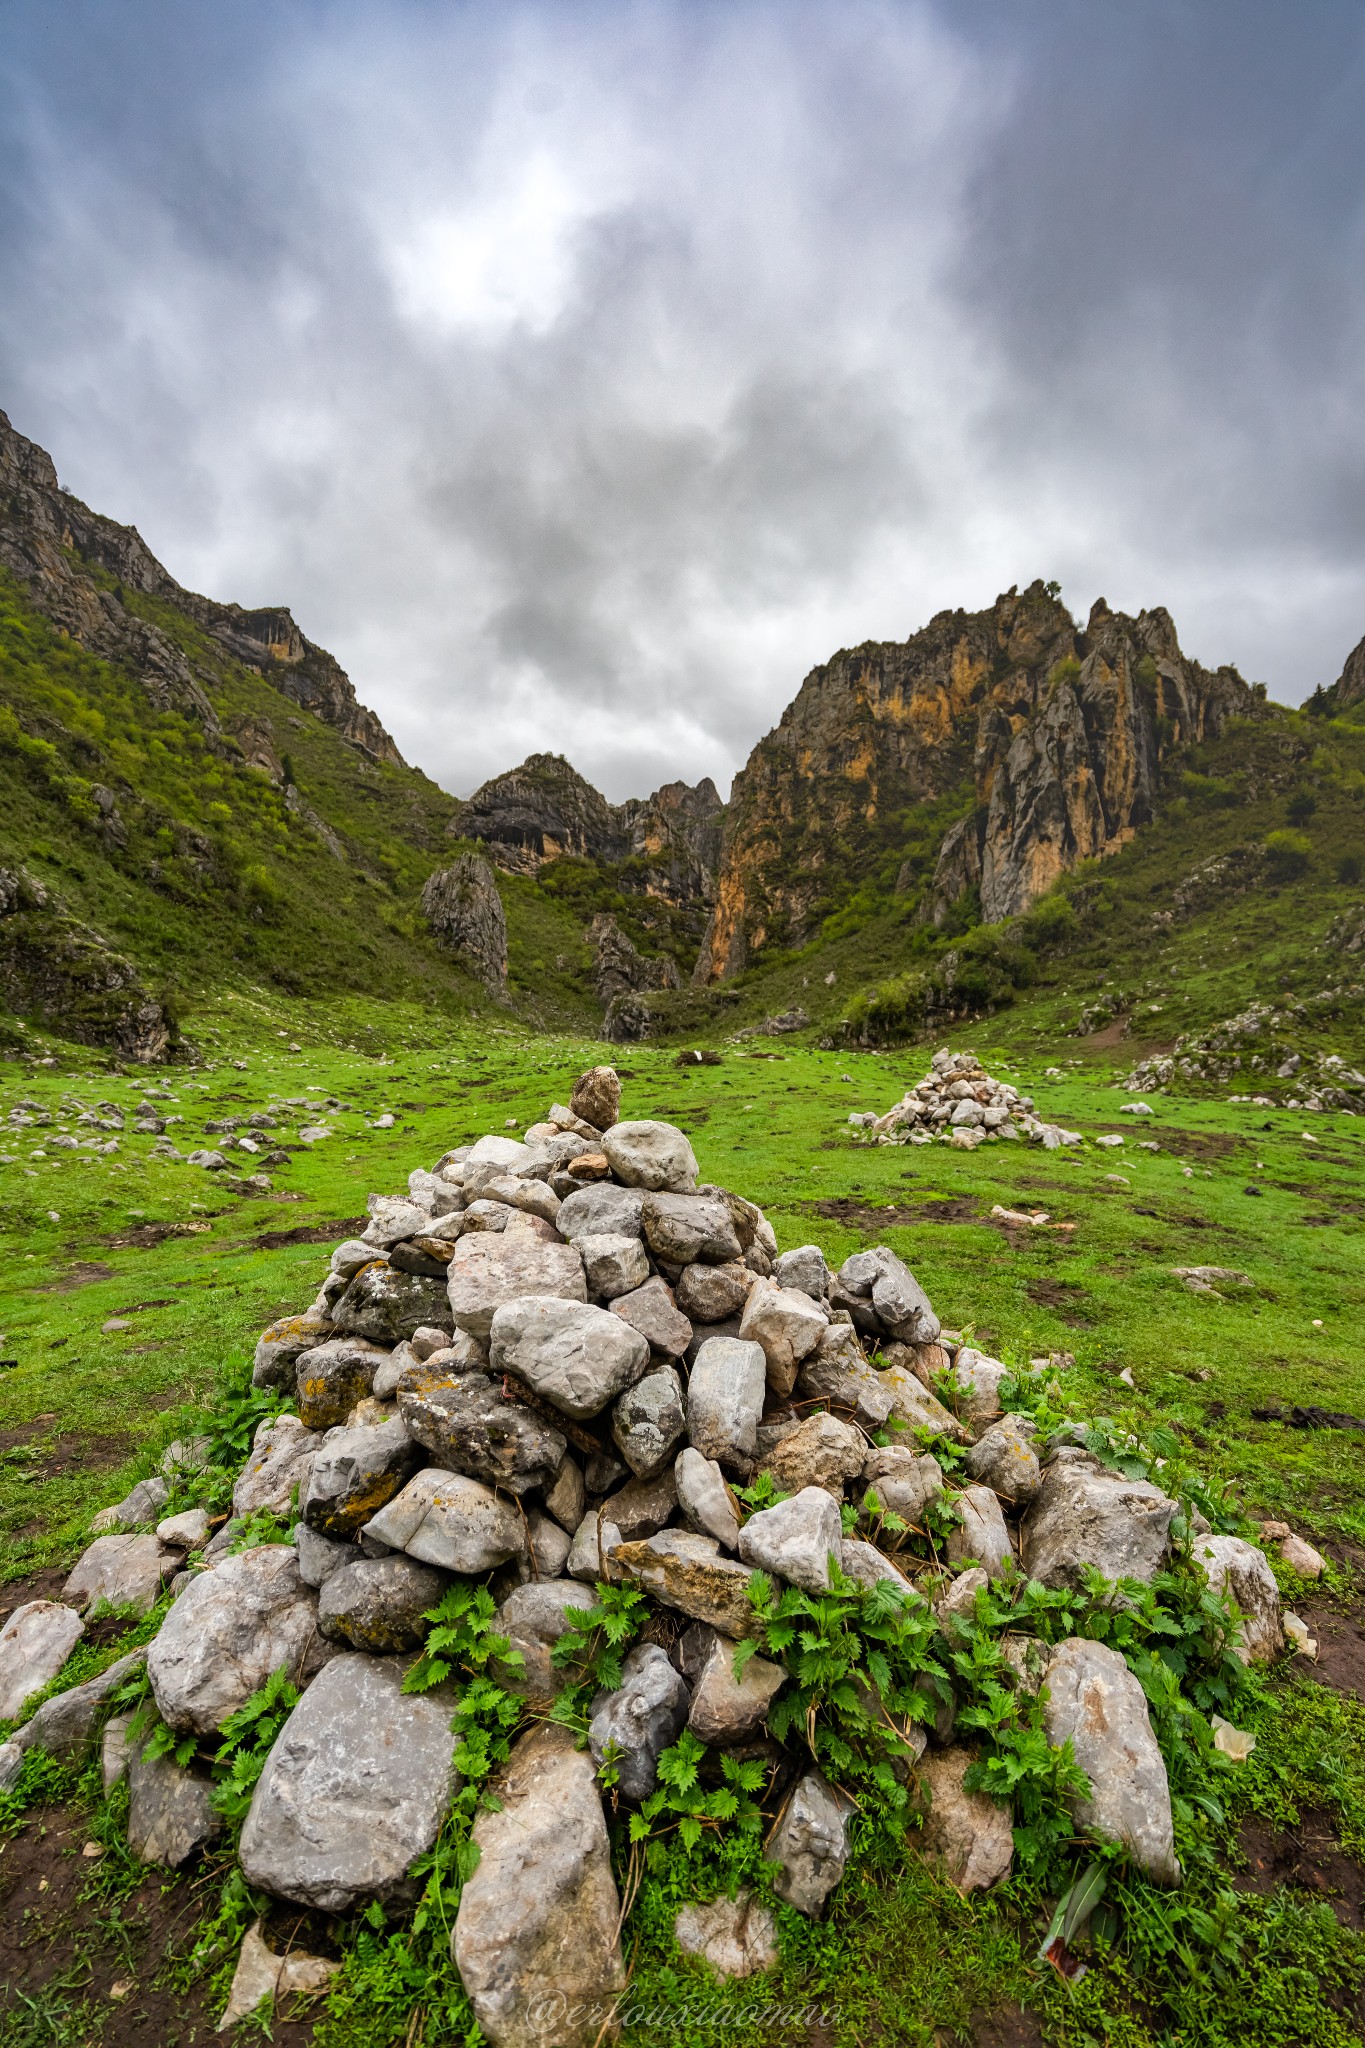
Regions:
[[101, 1221, 213, 1249], [1295, 1600, 1365, 1697], [1082, 1017, 1131, 1048], [0, 1799, 322, 2046], [1238, 1806, 1365, 1929], [254, 1217, 366, 1251], [1025, 1278, 1096, 1326], [971, 2003, 1046, 2047], [0, 1563, 73, 1614], [36, 1261, 115, 1292], [806, 1197, 986, 1230], [1161, 1129, 1243, 1161]]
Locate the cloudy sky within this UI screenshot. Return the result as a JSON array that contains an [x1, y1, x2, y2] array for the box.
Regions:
[[2, 1, 1364, 801]]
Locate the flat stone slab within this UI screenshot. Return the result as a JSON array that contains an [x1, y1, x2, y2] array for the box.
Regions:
[[63, 1534, 173, 1618], [362, 1468, 526, 1573], [0, 1600, 84, 1720]]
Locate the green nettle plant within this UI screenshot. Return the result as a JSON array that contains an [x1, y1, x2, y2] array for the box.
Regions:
[[211, 1666, 302, 1835], [548, 1582, 649, 1719]]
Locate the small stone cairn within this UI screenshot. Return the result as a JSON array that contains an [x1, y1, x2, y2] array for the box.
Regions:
[[852, 1048, 1081, 1150], [0, 1065, 1323, 2044]]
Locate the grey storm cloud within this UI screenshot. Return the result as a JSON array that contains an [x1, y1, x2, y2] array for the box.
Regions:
[[1, 0, 1364, 802]]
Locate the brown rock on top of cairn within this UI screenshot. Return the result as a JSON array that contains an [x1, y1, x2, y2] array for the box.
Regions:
[[571, 1066, 622, 1132]]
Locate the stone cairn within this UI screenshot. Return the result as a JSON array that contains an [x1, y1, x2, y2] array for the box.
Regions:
[[852, 1048, 1082, 1150], [0, 1066, 1326, 2042]]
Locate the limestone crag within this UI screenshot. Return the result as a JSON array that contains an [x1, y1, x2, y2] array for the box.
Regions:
[[422, 855, 509, 994], [453, 753, 723, 910], [696, 582, 1257, 980], [0, 409, 400, 763], [588, 913, 680, 1009]]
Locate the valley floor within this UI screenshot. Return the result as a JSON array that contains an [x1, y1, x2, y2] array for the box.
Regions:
[[1, 990, 1364, 2046]]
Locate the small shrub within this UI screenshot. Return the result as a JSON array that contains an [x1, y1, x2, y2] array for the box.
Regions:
[[1286, 790, 1318, 825], [1264, 829, 1312, 880]]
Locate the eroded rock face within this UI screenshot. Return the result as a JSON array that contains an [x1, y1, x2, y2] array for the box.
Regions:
[[1042, 1637, 1179, 1885], [642, 1192, 741, 1266], [610, 1276, 693, 1358], [452, 1723, 625, 2048], [422, 854, 508, 994], [1021, 1455, 1177, 1591], [147, 1547, 319, 1735], [1193, 1535, 1283, 1663], [768, 1770, 855, 1916], [555, 1183, 645, 1242], [239, 1653, 459, 1911], [913, 1748, 1013, 1892]]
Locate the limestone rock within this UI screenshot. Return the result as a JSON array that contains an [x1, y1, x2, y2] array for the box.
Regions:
[[330, 1264, 453, 1346], [571, 1066, 622, 1130], [601, 1119, 698, 1193], [762, 1412, 866, 1498], [674, 1891, 777, 1979], [963, 1415, 1041, 1503], [934, 1567, 989, 1634], [610, 1530, 758, 1635], [453, 1722, 625, 2048], [555, 1182, 645, 1242], [837, 1248, 940, 1345], [675, 1447, 741, 1550], [774, 1245, 830, 1300], [589, 1642, 690, 1801], [362, 1469, 526, 1574], [252, 1312, 333, 1392], [157, 1508, 211, 1550], [1193, 1535, 1283, 1663], [946, 1485, 1014, 1582], [610, 1275, 694, 1358], [684, 1627, 785, 1743], [300, 1416, 421, 1537], [0, 1601, 84, 1719], [951, 1348, 1011, 1431], [876, 1364, 967, 1443], [861, 1447, 944, 1535], [687, 1335, 767, 1471], [63, 1533, 173, 1617], [913, 1748, 1013, 1892], [768, 1770, 855, 1916], [738, 1282, 827, 1398], [91, 1475, 170, 1532], [1021, 1456, 1177, 1591], [147, 1546, 320, 1735], [233, 1413, 323, 1518], [611, 1366, 686, 1479], [239, 1653, 459, 1910], [797, 1324, 898, 1429], [294, 1525, 356, 1588], [601, 1467, 679, 1539], [422, 854, 508, 993], [494, 1580, 599, 1699], [839, 1539, 920, 1597], [317, 1557, 447, 1652], [1278, 1532, 1325, 1578], [675, 1260, 753, 1322], [1042, 1637, 1179, 1885], [491, 1296, 651, 1420], [544, 1452, 586, 1534], [293, 1339, 388, 1431], [641, 1192, 742, 1266], [5, 1648, 145, 1767], [578, 1232, 649, 1301], [447, 1235, 586, 1340], [566, 1510, 623, 1584], [739, 1487, 843, 1596], [397, 1363, 565, 1495], [127, 1743, 222, 1866]]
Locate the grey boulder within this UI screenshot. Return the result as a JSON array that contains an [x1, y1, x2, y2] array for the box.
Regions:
[[913, 1748, 1013, 1892], [147, 1545, 320, 1735], [252, 1312, 333, 1392], [674, 1260, 754, 1323], [63, 1534, 174, 1618], [1042, 1637, 1180, 1885], [682, 1626, 785, 1744], [963, 1415, 1041, 1502], [609, 1530, 758, 1635], [687, 1336, 767, 1471], [610, 1276, 694, 1359], [239, 1652, 459, 1910], [127, 1743, 223, 1866], [739, 1487, 843, 1596], [946, 1485, 1014, 1582], [0, 1600, 84, 1719], [675, 1447, 741, 1550], [1021, 1454, 1177, 1591], [600, 1119, 698, 1192], [768, 1770, 855, 1915], [555, 1182, 645, 1242], [300, 1417, 421, 1538], [362, 1469, 526, 1574], [493, 1580, 600, 1699], [294, 1524, 357, 1588], [453, 1722, 625, 2048], [447, 1234, 586, 1341], [1193, 1535, 1283, 1663], [763, 1412, 866, 1498], [611, 1365, 686, 1478], [294, 1338, 389, 1431], [738, 1283, 828, 1398], [491, 1296, 651, 1421], [330, 1263, 453, 1345], [641, 1192, 742, 1266], [317, 1557, 447, 1652], [674, 1890, 777, 1979], [577, 1232, 649, 1300], [397, 1363, 565, 1495], [773, 1245, 831, 1300], [589, 1641, 690, 1801], [233, 1412, 323, 1518]]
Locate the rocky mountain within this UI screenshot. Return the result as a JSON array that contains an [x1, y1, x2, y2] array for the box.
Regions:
[[694, 582, 1258, 981], [0, 409, 400, 764], [1329, 631, 1365, 712], [454, 753, 723, 909]]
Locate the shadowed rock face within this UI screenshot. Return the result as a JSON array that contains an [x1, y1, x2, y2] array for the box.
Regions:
[[0, 409, 401, 763], [1332, 631, 1365, 710], [453, 753, 724, 909], [421, 853, 508, 992], [694, 581, 1257, 980]]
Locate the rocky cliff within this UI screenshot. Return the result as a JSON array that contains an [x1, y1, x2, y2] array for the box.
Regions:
[[1331, 631, 1365, 712], [454, 753, 723, 909], [695, 582, 1257, 980], [0, 409, 401, 764]]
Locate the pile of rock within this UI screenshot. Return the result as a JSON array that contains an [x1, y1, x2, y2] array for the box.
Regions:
[[852, 1048, 1081, 1150], [0, 1063, 1316, 2043], [1125, 998, 1365, 1112]]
